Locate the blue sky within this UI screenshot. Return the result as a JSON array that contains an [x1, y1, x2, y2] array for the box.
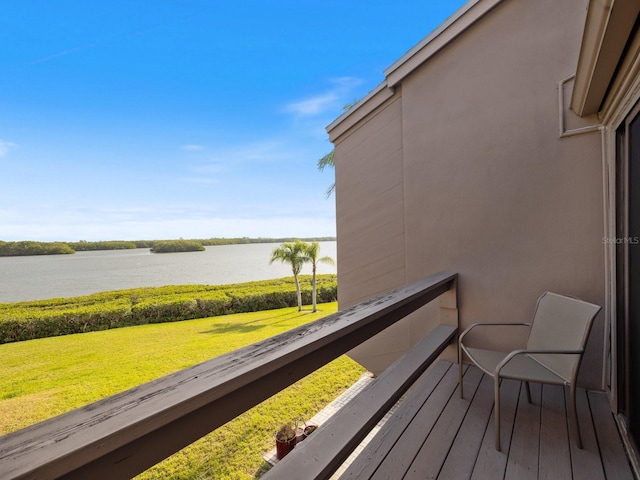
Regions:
[[1, 0, 466, 241]]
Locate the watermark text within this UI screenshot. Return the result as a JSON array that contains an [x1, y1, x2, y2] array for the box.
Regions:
[[603, 236, 640, 245]]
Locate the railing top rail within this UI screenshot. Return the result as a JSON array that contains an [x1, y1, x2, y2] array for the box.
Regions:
[[0, 271, 457, 480]]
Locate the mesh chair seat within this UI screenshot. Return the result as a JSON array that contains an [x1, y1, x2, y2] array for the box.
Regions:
[[458, 292, 601, 451]]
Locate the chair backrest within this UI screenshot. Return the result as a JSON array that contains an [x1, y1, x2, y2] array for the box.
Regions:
[[526, 292, 601, 383]]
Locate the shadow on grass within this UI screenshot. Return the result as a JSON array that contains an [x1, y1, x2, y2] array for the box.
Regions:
[[199, 310, 314, 335], [199, 323, 265, 335], [254, 460, 272, 478]]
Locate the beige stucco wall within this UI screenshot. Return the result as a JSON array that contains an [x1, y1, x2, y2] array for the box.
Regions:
[[334, 90, 412, 373], [332, 0, 606, 388], [335, 91, 405, 306]]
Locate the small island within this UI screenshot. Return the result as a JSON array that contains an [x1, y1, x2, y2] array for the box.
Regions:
[[150, 240, 205, 253]]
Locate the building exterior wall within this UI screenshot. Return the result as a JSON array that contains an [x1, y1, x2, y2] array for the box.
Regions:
[[335, 91, 405, 307], [332, 0, 606, 388], [334, 91, 412, 373]]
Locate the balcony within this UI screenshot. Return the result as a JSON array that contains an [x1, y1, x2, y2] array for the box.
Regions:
[[316, 361, 632, 479], [0, 271, 634, 479]]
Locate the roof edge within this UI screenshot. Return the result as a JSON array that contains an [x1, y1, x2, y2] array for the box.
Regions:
[[326, 81, 389, 134], [326, 82, 395, 142], [571, 0, 640, 117], [326, 0, 503, 137], [384, 0, 502, 87]]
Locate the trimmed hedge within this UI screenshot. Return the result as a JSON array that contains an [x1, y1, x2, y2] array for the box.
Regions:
[[0, 275, 337, 344]]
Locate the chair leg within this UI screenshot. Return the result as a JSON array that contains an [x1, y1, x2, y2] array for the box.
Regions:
[[570, 383, 583, 449], [494, 376, 501, 451], [525, 381, 532, 404], [459, 344, 464, 399]]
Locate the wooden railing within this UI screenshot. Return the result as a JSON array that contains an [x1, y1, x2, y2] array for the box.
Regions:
[[263, 323, 458, 479], [0, 271, 458, 480]]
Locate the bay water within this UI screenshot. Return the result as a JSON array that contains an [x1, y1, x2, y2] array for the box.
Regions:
[[0, 241, 337, 303]]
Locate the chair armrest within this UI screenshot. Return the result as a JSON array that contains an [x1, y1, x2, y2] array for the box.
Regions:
[[495, 348, 584, 376], [459, 322, 530, 345]]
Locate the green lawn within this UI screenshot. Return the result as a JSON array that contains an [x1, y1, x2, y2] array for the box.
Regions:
[[0, 302, 365, 479]]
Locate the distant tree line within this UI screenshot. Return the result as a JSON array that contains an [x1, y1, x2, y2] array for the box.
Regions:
[[199, 237, 335, 246], [0, 237, 336, 257], [69, 240, 137, 251], [0, 241, 75, 256]]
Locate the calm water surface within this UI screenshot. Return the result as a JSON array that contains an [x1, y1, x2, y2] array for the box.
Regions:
[[0, 242, 337, 303]]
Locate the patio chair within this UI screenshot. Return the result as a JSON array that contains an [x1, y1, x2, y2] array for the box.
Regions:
[[458, 292, 601, 451]]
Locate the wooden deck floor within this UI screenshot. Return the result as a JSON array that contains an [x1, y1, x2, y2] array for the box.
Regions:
[[338, 361, 635, 480]]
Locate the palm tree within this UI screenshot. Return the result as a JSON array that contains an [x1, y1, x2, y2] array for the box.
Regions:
[[301, 241, 335, 312], [317, 150, 335, 197], [270, 240, 306, 311], [317, 101, 356, 198]]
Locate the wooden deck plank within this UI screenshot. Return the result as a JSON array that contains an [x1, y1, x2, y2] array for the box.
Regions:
[[470, 379, 521, 480], [403, 367, 484, 479], [589, 391, 634, 480], [437, 374, 495, 479], [504, 382, 542, 480], [539, 384, 571, 480], [368, 363, 462, 479], [332, 362, 633, 480], [568, 388, 606, 480], [339, 361, 453, 479]]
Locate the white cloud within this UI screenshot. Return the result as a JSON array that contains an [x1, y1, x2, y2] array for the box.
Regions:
[[0, 204, 336, 242], [181, 176, 219, 185], [329, 76, 364, 89], [0, 140, 18, 158], [283, 76, 364, 117], [30, 43, 98, 65], [182, 144, 205, 151], [202, 141, 295, 166], [0, 132, 334, 242], [284, 93, 339, 116]]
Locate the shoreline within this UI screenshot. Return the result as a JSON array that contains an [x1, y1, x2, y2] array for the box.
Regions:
[[0, 242, 338, 303]]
